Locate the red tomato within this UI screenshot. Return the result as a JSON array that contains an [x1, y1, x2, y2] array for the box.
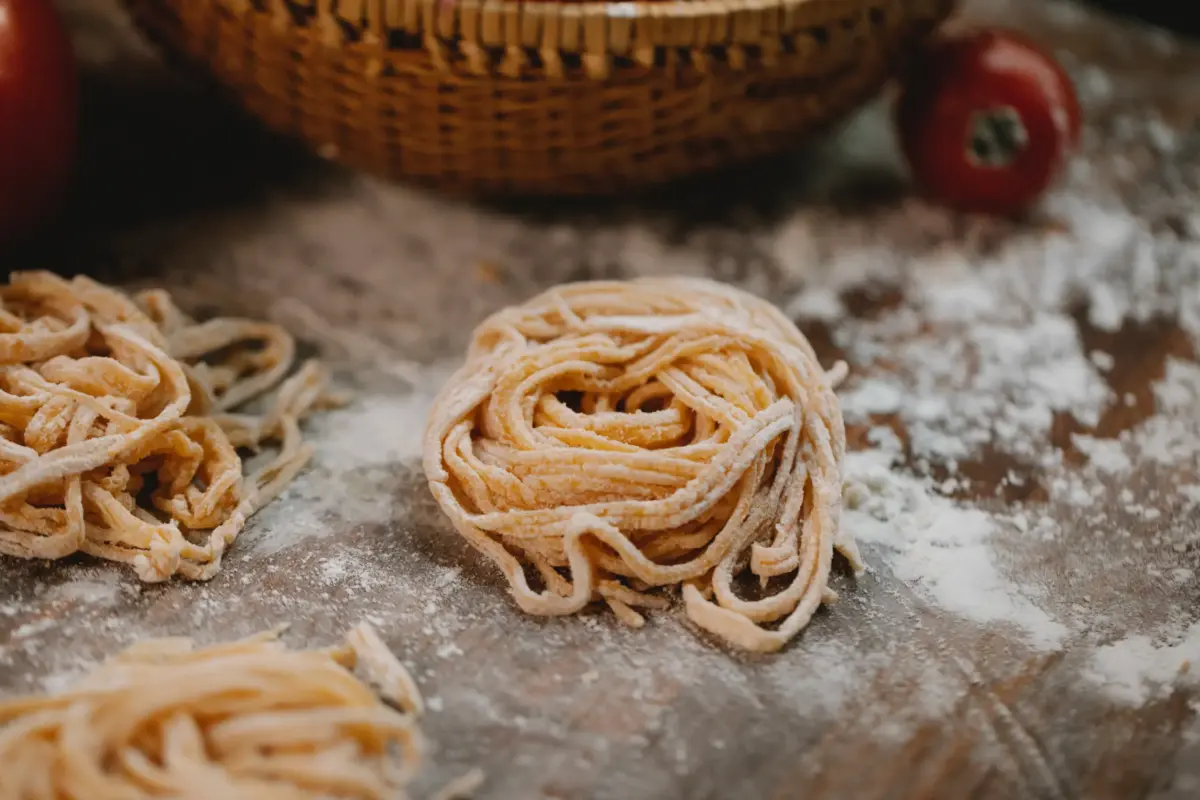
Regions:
[[0, 0, 78, 244], [896, 29, 1080, 216]]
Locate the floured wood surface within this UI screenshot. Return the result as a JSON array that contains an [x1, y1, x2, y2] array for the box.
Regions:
[[2, 1, 1199, 797]]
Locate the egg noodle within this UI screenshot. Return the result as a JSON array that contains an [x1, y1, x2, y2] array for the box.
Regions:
[[424, 278, 862, 652], [0, 271, 335, 581], [0, 624, 424, 799], [0, 272, 860, 797]]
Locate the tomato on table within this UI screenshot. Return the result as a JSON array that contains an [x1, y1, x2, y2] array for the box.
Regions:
[[896, 29, 1081, 217], [0, 0, 78, 244]]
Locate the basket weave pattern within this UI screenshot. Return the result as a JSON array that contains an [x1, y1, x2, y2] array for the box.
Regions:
[[124, 0, 956, 194]]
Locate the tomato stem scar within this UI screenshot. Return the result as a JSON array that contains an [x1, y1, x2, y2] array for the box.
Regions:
[[966, 106, 1028, 168]]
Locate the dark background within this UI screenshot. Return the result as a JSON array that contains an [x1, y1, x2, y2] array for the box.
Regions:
[[1085, 0, 1200, 37]]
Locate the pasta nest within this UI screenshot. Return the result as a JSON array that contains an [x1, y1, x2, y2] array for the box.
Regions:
[[0, 624, 424, 799], [0, 271, 332, 581], [424, 278, 863, 653]]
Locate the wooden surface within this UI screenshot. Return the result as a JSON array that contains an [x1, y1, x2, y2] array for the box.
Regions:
[[2, 1, 1200, 798]]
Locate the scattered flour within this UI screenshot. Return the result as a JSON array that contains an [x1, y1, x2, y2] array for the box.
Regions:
[[1181, 484, 1200, 508], [1086, 620, 1200, 705], [1155, 358, 1200, 414], [41, 577, 123, 606], [1071, 434, 1133, 475], [839, 377, 905, 416], [189, 76, 1199, 727], [240, 360, 453, 558], [436, 642, 464, 660], [11, 619, 57, 639], [39, 665, 97, 696], [1, 17, 1196, 799], [320, 554, 349, 584], [306, 381, 449, 474], [844, 450, 1068, 651], [755, 74, 1200, 688]]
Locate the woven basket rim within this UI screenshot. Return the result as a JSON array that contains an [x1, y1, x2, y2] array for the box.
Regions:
[[227, 0, 920, 54], [129, 0, 953, 193]]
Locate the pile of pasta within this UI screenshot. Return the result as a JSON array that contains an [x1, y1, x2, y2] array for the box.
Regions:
[[0, 271, 333, 581], [423, 277, 862, 653], [0, 623, 425, 799]]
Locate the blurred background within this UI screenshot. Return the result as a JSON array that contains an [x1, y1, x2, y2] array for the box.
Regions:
[[1087, 0, 1200, 36]]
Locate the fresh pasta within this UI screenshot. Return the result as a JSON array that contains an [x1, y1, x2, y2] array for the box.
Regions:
[[0, 624, 423, 799], [0, 271, 335, 581], [423, 277, 863, 652]]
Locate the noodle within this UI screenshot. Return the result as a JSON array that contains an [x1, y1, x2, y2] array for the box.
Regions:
[[423, 277, 864, 653], [0, 623, 424, 800], [0, 271, 335, 581]]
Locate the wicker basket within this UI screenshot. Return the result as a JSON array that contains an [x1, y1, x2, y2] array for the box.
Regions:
[[123, 0, 955, 195]]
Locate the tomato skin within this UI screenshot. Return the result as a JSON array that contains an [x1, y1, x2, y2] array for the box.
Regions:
[[0, 0, 78, 244], [896, 29, 1081, 217]]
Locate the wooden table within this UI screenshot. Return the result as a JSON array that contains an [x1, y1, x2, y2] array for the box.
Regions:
[[2, 1, 1199, 797]]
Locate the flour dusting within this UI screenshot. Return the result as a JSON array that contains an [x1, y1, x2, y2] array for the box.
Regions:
[[1086, 621, 1200, 705], [844, 450, 1068, 651], [2, 2, 1199, 794], [240, 360, 454, 558], [750, 73, 1200, 680]]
